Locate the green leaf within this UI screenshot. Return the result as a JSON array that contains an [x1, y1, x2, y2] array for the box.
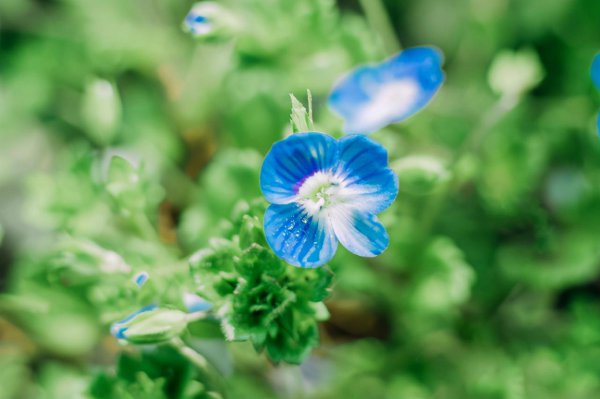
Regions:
[[289, 91, 314, 133]]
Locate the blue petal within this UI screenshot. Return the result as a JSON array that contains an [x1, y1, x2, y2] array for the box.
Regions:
[[330, 207, 389, 257], [328, 46, 445, 134], [335, 135, 398, 214], [110, 304, 158, 339], [264, 202, 337, 268], [260, 132, 339, 204], [183, 292, 213, 313], [133, 271, 149, 287], [592, 53, 600, 91]]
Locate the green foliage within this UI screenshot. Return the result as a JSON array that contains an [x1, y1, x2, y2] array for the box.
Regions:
[[3, 0, 600, 398], [89, 347, 221, 399], [190, 201, 333, 364]]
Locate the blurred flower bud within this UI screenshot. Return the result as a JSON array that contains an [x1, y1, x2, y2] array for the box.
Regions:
[[488, 49, 544, 98], [183, 2, 238, 41], [111, 305, 189, 344], [182, 292, 213, 313], [133, 271, 149, 287], [81, 79, 121, 145], [392, 155, 449, 195]]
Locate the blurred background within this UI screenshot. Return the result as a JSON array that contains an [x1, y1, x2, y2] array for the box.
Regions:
[[2, 0, 600, 398]]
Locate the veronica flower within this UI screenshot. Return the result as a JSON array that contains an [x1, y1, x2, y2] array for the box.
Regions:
[[328, 46, 445, 134], [591, 53, 600, 134], [260, 132, 398, 268]]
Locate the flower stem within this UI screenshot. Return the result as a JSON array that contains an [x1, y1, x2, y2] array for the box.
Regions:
[[170, 337, 227, 397], [417, 94, 518, 243], [171, 337, 210, 369], [359, 0, 401, 54]]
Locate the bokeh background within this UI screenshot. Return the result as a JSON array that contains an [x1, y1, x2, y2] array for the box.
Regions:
[[2, 0, 600, 398]]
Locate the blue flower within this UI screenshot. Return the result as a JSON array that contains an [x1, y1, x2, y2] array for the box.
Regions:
[[110, 304, 158, 339], [184, 3, 217, 37], [183, 2, 232, 38], [260, 132, 398, 268], [591, 53, 600, 134], [328, 46, 445, 134]]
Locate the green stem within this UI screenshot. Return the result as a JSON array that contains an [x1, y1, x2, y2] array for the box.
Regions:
[[172, 337, 210, 369], [170, 337, 227, 398], [416, 94, 518, 244], [359, 0, 401, 54]]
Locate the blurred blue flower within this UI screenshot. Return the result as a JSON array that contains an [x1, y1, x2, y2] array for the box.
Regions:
[[261, 132, 398, 268], [591, 53, 600, 134], [183, 2, 233, 39], [184, 3, 216, 37], [328, 46, 445, 134], [182, 292, 213, 313], [133, 271, 149, 287], [110, 304, 157, 339]]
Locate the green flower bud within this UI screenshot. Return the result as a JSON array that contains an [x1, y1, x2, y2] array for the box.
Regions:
[[111, 307, 189, 344], [81, 79, 121, 145], [488, 49, 544, 98], [392, 155, 449, 195]]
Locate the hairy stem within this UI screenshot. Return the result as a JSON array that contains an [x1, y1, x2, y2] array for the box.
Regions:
[[359, 0, 401, 54]]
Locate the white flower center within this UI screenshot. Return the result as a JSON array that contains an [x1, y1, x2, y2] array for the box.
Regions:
[[354, 78, 420, 130], [297, 171, 343, 215]]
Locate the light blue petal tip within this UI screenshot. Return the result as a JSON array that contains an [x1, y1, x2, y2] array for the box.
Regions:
[[332, 209, 389, 257], [592, 54, 600, 91], [183, 293, 213, 313], [264, 203, 337, 268]]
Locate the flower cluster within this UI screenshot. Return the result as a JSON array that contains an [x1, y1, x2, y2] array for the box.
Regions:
[[260, 47, 446, 268]]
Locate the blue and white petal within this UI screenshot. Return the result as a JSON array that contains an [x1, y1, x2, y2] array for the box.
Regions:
[[329, 206, 389, 257], [184, 4, 214, 36], [183, 292, 213, 313], [592, 53, 600, 91], [329, 46, 445, 134], [264, 203, 338, 268], [260, 132, 338, 204], [335, 135, 398, 214], [133, 271, 149, 287], [110, 304, 158, 339]]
